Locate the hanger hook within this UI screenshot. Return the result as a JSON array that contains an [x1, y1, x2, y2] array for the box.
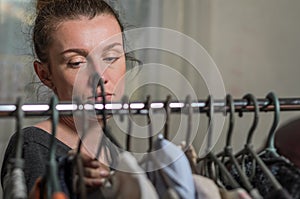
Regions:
[[47, 95, 62, 196], [164, 95, 172, 140], [225, 94, 235, 147], [94, 75, 107, 159], [242, 94, 259, 145], [14, 97, 24, 161], [95, 75, 121, 160], [185, 95, 192, 149], [206, 95, 214, 153], [122, 95, 132, 152], [264, 92, 280, 152], [145, 95, 153, 152], [74, 97, 87, 154], [50, 95, 59, 159]]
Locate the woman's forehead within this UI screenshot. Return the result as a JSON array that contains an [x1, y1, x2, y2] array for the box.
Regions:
[[51, 15, 123, 53]]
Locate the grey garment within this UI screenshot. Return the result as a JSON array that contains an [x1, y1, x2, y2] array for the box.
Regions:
[[1, 126, 71, 192], [141, 135, 196, 199]]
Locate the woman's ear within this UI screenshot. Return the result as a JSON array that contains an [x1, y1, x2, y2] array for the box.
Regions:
[[33, 60, 55, 90]]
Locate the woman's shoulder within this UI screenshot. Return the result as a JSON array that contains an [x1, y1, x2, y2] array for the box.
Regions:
[[8, 125, 70, 152], [7, 126, 52, 146]]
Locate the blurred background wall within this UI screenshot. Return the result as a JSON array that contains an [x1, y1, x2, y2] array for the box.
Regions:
[[1, 0, 300, 197]]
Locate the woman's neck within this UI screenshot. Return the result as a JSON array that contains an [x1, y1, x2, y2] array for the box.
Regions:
[[59, 116, 77, 133]]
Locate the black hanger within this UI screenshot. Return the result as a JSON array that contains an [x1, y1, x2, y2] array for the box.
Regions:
[[73, 98, 87, 199], [163, 95, 171, 140], [217, 94, 261, 197], [235, 93, 283, 192], [260, 92, 280, 157], [15, 98, 24, 162], [94, 74, 121, 161], [45, 95, 62, 198], [121, 95, 133, 152], [198, 95, 240, 189]]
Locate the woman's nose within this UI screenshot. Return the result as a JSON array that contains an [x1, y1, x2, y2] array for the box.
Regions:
[[100, 73, 108, 85], [89, 72, 108, 90]]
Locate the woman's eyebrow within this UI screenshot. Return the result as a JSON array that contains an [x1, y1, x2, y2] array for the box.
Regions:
[[60, 48, 89, 56], [102, 42, 123, 52]]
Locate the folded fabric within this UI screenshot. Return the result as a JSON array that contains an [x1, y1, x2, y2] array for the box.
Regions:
[[193, 174, 222, 199], [102, 151, 159, 199], [141, 135, 196, 199], [219, 188, 252, 199]]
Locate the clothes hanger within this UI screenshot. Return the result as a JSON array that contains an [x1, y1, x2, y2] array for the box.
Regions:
[[76, 97, 87, 152], [234, 93, 259, 180], [73, 98, 87, 199], [3, 97, 27, 199], [217, 94, 262, 198], [234, 93, 283, 192], [144, 96, 181, 198], [234, 93, 260, 159], [185, 95, 192, 149], [182, 95, 199, 174], [259, 92, 280, 157], [121, 95, 133, 152], [44, 95, 66, 199], [197, 95, 240, 189], [145, 95, 154, 153], [163, 95, 171, 140], [94, 74, 121, 165]]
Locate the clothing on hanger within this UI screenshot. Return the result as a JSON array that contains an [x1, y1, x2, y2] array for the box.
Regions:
[[257, 152, 298, 199], [102, 151, 159, 199], [219, 188, 252, 199], [229, 153, 297, 199], [179, 141, 199, 174], [193, 174, 222, 199], [263, 189, 293, 199], [141, 134, 196, 199]]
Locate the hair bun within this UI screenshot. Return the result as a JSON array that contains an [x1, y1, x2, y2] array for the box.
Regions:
[[36, 0, 54, 12]]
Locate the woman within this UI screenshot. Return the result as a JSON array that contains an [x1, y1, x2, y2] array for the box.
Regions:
[[1, 0, 127, 195]]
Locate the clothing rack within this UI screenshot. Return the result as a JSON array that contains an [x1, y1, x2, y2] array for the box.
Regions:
[[2, 95, 300, 199], [0, 97, 299, 117]]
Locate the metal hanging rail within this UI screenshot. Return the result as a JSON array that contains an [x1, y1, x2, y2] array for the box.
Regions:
[[0, 97, 300, 118]]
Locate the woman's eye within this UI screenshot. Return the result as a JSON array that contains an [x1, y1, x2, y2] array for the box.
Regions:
[[68, 61, 86, 68], [103, 56, 120, 64]]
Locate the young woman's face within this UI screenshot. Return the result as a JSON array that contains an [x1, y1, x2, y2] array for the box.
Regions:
[[45, 14, 126, 102]]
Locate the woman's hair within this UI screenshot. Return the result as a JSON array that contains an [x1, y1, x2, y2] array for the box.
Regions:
[[33, 0, 124, 63]]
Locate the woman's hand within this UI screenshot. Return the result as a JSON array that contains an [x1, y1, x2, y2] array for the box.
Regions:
[[68, 150, 110, 187]]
